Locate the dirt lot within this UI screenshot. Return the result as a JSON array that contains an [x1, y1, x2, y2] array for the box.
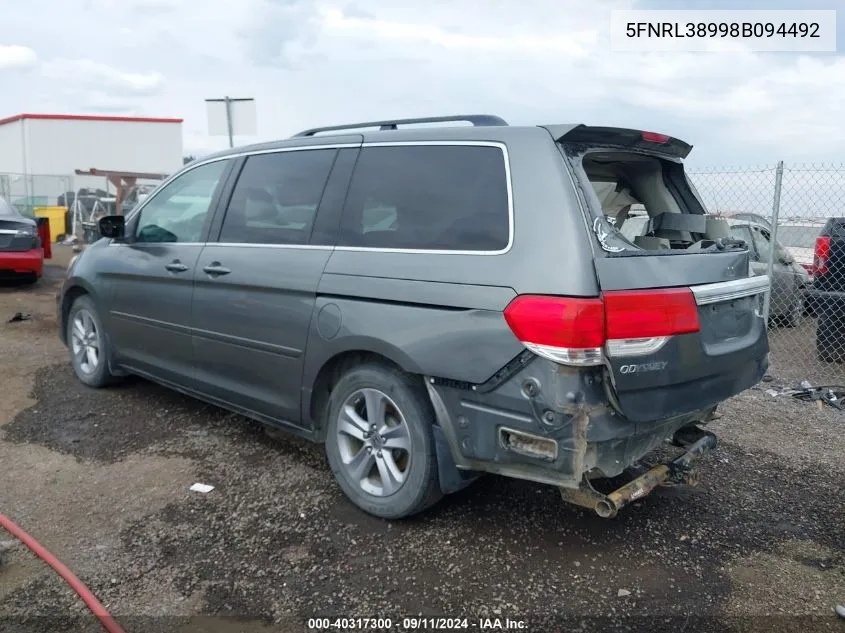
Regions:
[[1, 247, 843, 633]]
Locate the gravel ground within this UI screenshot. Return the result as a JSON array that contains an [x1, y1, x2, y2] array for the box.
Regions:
[[0, 250, 843, 633], [767, 317, 845, 387]]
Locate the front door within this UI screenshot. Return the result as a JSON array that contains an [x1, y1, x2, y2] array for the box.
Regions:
[[105, 159, 233, 387], [191, 148, 341, 425]]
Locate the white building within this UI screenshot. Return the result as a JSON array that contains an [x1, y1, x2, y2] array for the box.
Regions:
[[0, 113, 184, 204]]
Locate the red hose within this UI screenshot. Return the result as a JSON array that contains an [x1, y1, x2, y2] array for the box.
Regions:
[[0, 512, 127, 633]]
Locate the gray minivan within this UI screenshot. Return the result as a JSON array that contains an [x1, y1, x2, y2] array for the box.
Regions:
[[58, 115, 770, 519]]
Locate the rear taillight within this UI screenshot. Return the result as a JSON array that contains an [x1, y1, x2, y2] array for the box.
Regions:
[[641, 131, 671, 144], [503, 289, 700, 366], [814, 236, 831, 276], [503, 296, 604, 365], [603, 288, 701, 339]]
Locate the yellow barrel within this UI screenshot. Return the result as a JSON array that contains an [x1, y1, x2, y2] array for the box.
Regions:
[[33, 206, 68, 243]]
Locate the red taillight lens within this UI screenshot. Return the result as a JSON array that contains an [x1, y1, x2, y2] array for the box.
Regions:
[[503, 296, 605, 349], [603, 288, 700, 340], [641, 131, 671, 144], [503, 289, 701, 365], [814, 236, 831, 276]]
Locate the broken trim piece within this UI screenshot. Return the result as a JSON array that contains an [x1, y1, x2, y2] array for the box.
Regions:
[[593, 217, 626, 253]]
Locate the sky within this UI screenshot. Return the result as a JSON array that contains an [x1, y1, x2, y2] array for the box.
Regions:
[[1, 0, 844, 167]]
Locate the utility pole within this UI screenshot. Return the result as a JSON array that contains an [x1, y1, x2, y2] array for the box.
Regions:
[[205, 96, 255, 148]]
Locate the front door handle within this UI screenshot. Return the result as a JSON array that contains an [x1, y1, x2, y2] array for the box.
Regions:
[[165, 260, 189, 273], [203, 262, 231, 276]]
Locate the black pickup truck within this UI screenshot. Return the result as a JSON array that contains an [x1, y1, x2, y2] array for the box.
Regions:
[[812, 218, 845, 362]]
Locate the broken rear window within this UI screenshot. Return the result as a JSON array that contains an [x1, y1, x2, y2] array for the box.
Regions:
[[567, 148, 744, 256]]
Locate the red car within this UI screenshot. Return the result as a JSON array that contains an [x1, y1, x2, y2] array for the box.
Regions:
[[0, 196, 44, 283]]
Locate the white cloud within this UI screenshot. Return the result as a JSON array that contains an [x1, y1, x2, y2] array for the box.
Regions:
[[0, 44, 37, 69], [0, 0, 843, 164], [41, 59, 164, 95], [318, 7, 598, 57]]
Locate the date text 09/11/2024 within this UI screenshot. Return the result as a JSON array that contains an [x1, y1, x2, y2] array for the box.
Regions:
[[307, 617, 528, 630], [625, 21, 821, 38]]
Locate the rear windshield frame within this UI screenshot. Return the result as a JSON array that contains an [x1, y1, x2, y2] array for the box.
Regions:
[[559, 143, 731, 258]]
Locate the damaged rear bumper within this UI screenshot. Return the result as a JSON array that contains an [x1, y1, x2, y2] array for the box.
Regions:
[[424, 354, 732, 514], [559, 430, 716, 518]]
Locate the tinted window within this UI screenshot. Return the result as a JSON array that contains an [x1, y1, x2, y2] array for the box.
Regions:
[[135, 160, 228, 243], [337, 145, 509, 251], [219, 149, 336, 245]]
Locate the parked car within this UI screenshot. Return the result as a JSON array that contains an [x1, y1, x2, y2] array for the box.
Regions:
[[776, 221, 826, 274], [809, 218, 845, 362], [725, 212, 772, 229], [777, 220, 826, 316], [620, 214, 807, 326], [57, 115, 770, 519], [0, 196, 43, 283]]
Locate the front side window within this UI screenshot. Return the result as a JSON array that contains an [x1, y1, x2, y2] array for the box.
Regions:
[[135, 160, 229, 243], [219, 149, 337, 245], [337, 145, 510, 252], [750, 226, 772, 263]]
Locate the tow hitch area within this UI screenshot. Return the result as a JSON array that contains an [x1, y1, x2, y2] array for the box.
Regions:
[[559, 429, 717, 518]]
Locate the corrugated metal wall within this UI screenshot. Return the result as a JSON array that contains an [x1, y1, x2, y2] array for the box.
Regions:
[[0, 120, 24, 173]]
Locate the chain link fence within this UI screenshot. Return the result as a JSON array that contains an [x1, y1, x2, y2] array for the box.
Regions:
[[0, 171, 73, 220], [689, 163, 845, 386]]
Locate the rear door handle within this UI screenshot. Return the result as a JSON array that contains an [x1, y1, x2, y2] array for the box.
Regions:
[[203, 262, 231, 276], [165, 260, 189, 273]]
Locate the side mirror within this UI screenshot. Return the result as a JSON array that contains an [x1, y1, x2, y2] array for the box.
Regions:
[[98, 215, 125, 240]]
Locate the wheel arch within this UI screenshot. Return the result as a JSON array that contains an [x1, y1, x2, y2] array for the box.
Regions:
[[59, 280, 97, 345], [305, 346, 419, 441]]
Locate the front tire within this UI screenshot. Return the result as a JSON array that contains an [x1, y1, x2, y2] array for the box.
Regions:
[[67, 296, 116, 387], [325, 363, 442, 519]]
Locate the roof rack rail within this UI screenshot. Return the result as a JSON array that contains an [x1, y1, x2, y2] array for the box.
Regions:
[[292, 114, 508, 138]]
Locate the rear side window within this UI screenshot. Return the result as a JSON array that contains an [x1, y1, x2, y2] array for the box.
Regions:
[[219, 149, 336, 245], [336, 145, 510, 252]]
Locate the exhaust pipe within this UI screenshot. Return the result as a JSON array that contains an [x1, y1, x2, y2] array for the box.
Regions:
[[560, 430, 717, 518], [599, 433, 716, 518]]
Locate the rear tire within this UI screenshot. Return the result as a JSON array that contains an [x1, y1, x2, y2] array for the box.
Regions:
[[67, 296, 117, 387], [324, 363, 442, 519], [816, 309, 844, 363], [782, 296, 802, 328]]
